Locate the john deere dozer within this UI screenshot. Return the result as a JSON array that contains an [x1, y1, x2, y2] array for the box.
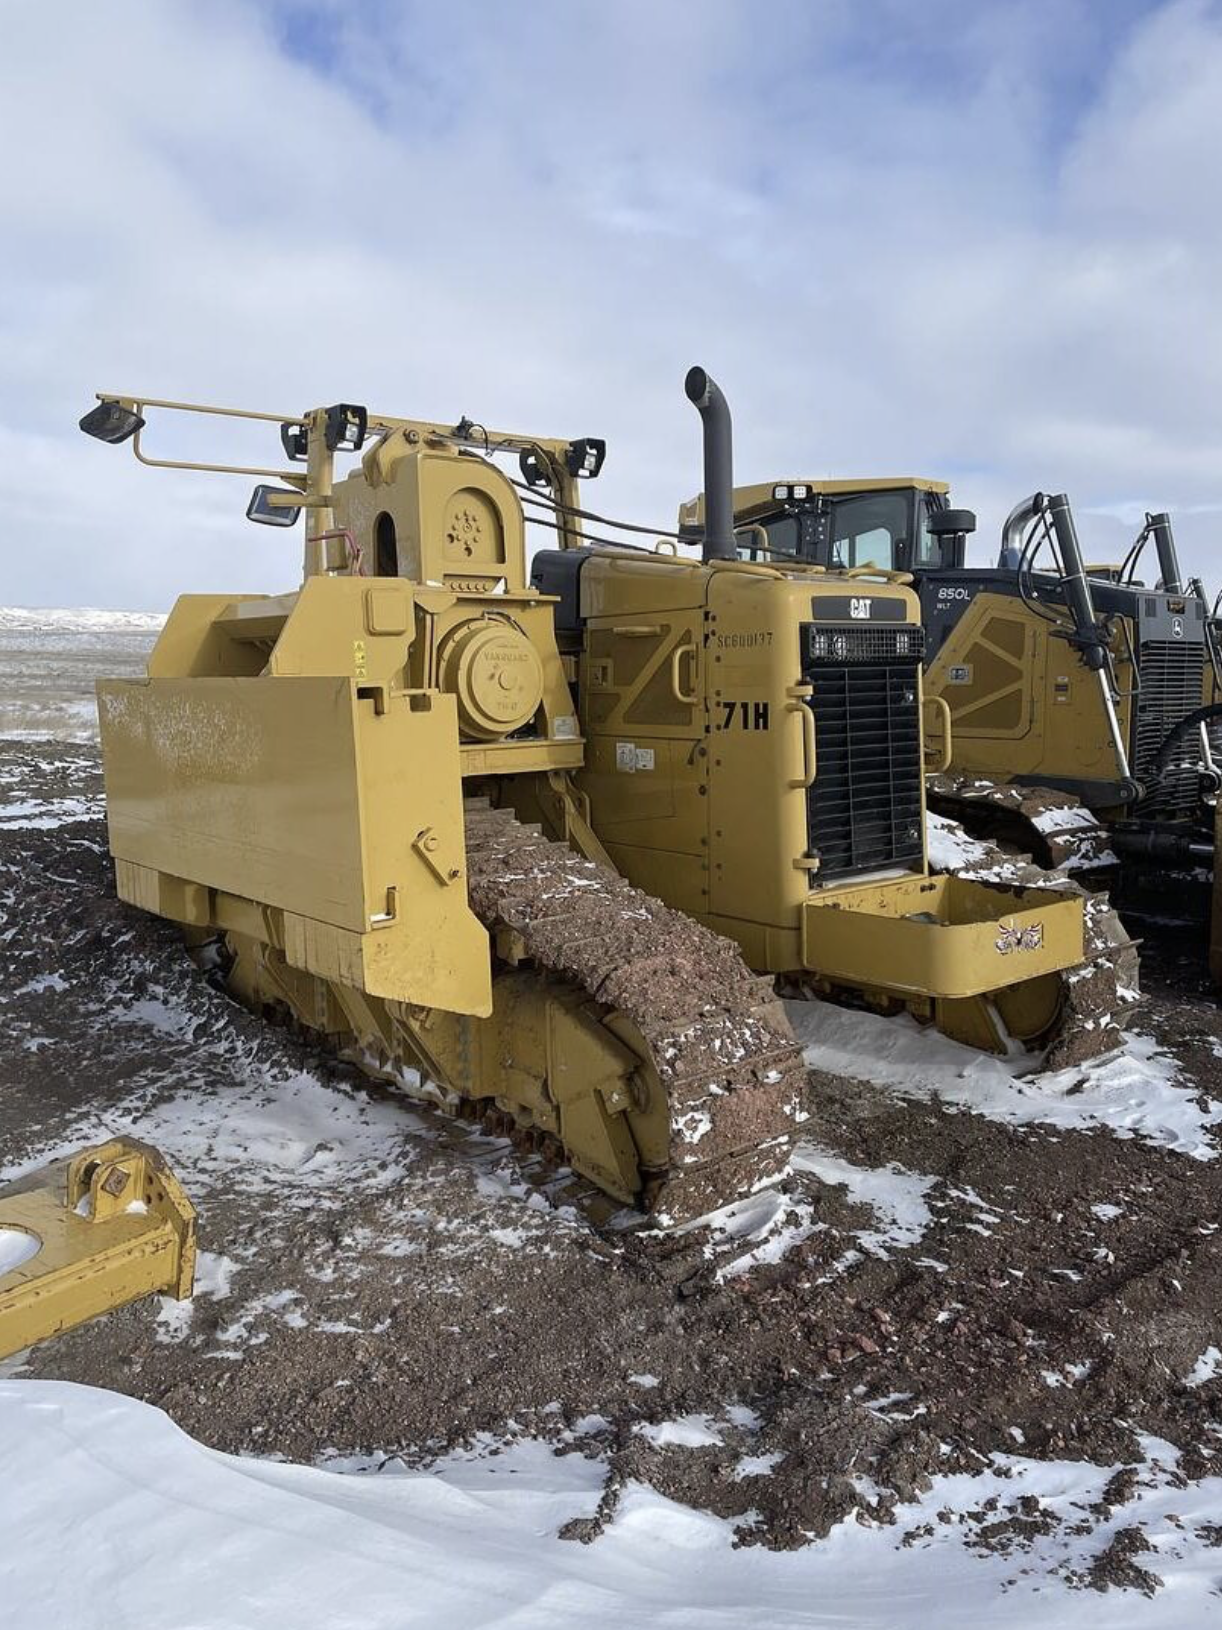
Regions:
[[80, 371, 1092, 1222], [712, 478, 1220, 925]]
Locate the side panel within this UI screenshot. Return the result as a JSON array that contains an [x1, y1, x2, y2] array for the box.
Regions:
[[577, 559, 709, 916], [97, 677, 490, 1017], [922, 591, 1042, 743], [923, 585, 1136, 784], [706, 573, 814, 941]]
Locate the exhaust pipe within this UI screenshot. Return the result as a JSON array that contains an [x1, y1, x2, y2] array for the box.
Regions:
[[1148, 511, 1183, 594], [1000, 491, 1046, 565], [685, 366, 736, 563]]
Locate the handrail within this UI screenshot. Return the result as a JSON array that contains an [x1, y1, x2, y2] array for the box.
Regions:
[[923, 694, 953, 773]]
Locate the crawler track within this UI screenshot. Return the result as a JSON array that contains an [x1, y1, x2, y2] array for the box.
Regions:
[[462, 799, 807, 1221], [928, 776, 1118, 874], [925, 780, 1141, 1065]]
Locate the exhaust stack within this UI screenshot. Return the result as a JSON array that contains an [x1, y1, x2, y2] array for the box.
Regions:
[[685, 366, 736, 563], [1148, 512, 1184, 594], [1001, 490, 1046, 565]]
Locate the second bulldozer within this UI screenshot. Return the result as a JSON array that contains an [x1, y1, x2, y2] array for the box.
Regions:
[[82, 370, 1089, 1223], [710, 477, 1219, 920]]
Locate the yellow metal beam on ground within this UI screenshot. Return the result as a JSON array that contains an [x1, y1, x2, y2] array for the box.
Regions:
[[0, 1138, 196, 1359]]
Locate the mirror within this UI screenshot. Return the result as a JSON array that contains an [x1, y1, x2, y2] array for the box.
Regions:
[[928, 507, 977, 537], [246, 485, 302, 527], [79, 401, 145, 444]]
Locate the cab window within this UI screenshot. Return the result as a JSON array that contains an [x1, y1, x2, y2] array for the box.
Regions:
[[736, 513, 800, 561], [828, 492, 909, 570], [915, 498, 941, 567]]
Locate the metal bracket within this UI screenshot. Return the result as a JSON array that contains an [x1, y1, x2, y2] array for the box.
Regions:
[[413, 825, 463, 886], [0, 1138, 196, 1360]]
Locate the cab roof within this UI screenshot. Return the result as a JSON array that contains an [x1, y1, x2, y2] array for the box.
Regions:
[[678, 476, 950, 528]]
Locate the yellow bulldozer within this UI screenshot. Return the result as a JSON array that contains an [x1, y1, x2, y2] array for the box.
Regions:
[[80, 371, 1097, 1222], [705, 478, 1221, 927]]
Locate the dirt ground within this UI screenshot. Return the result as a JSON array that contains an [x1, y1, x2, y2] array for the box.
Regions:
[[4, 736, 1222, 1589]]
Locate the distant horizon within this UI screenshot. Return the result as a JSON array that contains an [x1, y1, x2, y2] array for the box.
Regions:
[[0, 605, 167, 623]]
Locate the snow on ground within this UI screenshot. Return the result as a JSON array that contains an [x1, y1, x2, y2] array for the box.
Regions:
[[690, 1183, 824, 1280], [0, 699, 107, 742], [0, 792, 103, 827], [0, 1052, 425, 1201], [5, 1381, 1222, 1630], [0, 607, 163, 739], [683, 1144, 936, 1282], [0, 1226, 41, 1273], [788, 999, 1222, 1160], [1185, 1347, 1222, 1388], [635, 1414, 725, 1448], [0, 606, 166, 633], [790, 1147, 934, 1254], [924, 812, 995, 871], [155, 1251, 242, 1341]]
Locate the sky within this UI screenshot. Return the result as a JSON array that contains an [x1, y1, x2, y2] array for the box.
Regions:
[[4, 0, 1222, 610]]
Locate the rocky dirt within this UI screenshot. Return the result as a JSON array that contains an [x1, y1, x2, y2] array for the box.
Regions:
[[4, 738, 1222, 1594]]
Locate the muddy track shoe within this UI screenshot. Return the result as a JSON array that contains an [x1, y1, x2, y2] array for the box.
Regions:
[[928, 775, 1119, 875], [461, 800, 806, 1223]]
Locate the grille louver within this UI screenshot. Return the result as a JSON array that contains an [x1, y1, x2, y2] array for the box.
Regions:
[[1133, 639, 1207, 819], [802, 624, 925, 881]]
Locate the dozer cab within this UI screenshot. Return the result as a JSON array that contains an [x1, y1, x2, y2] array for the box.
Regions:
[[708, 477, 1220, 920], [80, 370, 1090, 1223]]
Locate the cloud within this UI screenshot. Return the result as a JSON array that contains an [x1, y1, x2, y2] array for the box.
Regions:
[[3, 0, 1220, 609]]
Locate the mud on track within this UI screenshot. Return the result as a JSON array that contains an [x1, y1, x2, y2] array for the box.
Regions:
[[4, 737, 1222, 1586]]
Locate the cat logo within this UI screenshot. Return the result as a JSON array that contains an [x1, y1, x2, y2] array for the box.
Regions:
[[1172, 617, 1184, 639], [849, 597, 872, 620]]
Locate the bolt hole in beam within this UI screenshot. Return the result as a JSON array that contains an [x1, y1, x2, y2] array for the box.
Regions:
[[0, 1228, 41, 1274]]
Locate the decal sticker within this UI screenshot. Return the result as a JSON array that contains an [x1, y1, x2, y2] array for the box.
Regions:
[[996, 922, 1045, 954]]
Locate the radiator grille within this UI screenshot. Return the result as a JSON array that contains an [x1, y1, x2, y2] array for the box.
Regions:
[[1133, 639, 1207, 818], [802, 625, 924, 881], [806, 625, 925, 664]]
